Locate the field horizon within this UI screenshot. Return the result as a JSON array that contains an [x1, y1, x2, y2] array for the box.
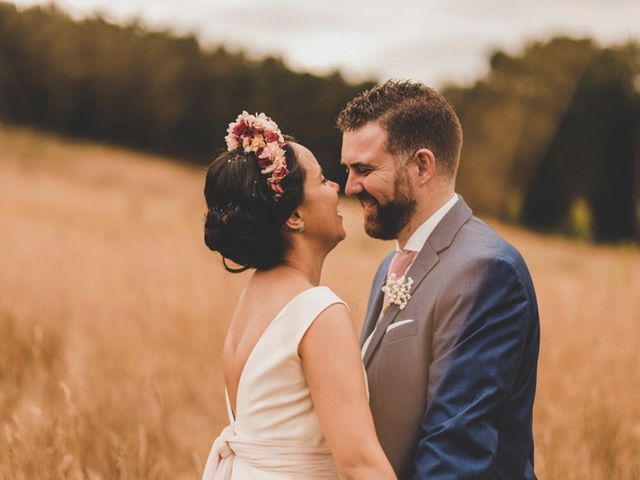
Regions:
[[1, 125, 639, 479]]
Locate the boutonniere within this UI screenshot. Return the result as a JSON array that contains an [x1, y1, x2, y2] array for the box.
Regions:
[[381, 274, 414, 310]]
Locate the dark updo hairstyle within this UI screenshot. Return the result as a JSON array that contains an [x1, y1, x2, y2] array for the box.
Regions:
[[204, 139, 305, 272]]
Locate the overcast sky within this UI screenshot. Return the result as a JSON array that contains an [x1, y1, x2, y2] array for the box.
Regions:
[[10, 0, 640, 87]]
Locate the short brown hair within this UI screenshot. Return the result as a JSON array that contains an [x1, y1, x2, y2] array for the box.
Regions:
[[336, 80, 463, 178]]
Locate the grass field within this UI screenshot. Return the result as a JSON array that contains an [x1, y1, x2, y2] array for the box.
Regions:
[[1, 125, 639, 479]]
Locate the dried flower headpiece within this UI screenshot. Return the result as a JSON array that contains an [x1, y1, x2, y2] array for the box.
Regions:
[[225, 111, 288, 199]]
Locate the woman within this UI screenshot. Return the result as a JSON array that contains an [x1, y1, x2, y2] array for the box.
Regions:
[[202, 112, 395, 479]]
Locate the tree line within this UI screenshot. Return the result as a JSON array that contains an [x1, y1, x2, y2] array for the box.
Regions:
[[445, 37, 640, 241], [1, 3, 638, 241], [0, 2, 372, 179]]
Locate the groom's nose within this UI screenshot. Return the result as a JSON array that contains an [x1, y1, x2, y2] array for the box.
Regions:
[[344, 172, 362, 197]]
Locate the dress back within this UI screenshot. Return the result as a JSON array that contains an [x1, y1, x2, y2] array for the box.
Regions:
[[203, 286, 345, 480]]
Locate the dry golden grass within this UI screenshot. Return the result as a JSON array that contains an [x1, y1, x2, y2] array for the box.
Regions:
[[1, 125, 639, 479]]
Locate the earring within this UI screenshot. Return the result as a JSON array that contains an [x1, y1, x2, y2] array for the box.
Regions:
[[299, 222, 305, 233]]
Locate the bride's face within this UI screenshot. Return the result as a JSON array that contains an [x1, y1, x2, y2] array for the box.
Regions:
[[291, 143, 346, 247]]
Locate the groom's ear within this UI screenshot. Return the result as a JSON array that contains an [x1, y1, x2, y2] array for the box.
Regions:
[[285, 210, 304, 232], [413, 148, 436, 185]]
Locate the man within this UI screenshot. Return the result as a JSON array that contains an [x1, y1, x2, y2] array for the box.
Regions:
[[337, 80, 540, 479]]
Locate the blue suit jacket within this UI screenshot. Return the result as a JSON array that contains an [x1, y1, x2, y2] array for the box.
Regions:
[[361, 198, 540, 479]]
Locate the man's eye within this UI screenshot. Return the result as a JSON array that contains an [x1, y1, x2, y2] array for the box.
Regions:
[[345, 166, 371, 175], [321, 176, 328, 184]]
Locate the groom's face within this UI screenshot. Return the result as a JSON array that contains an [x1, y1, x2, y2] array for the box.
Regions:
[[341, 122, 417, 240]]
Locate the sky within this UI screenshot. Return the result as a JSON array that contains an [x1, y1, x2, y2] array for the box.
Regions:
[[9, 0, 640, 87]]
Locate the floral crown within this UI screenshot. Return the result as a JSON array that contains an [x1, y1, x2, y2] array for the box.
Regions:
[[225, 111, 289, 199]]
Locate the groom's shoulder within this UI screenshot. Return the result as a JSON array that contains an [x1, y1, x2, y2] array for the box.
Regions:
[[453, 214, 528, 271], [429, 215, 536, 305]]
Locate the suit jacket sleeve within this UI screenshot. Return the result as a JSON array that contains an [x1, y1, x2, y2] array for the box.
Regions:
[[413, 254, 535, 479]]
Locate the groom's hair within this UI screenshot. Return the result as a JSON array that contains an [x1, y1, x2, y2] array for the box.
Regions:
[[336, 80, 463, 179]]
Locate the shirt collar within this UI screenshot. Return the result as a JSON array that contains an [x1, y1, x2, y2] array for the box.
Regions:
[[397, 193, 459, 253]]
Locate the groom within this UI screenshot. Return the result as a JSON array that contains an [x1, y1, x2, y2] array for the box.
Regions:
[[337, 81, 540, 479]]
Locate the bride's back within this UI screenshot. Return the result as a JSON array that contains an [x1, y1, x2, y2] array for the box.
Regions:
[[222, 271, 312, 419]]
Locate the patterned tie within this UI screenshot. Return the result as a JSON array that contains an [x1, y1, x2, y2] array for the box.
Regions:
[[382, 249, 417, 313]]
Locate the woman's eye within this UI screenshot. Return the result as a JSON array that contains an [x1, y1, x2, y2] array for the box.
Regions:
[[321, 176, 328, 184]]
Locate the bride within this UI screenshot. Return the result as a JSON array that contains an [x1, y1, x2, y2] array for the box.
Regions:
[[202, 112, 396, 479]]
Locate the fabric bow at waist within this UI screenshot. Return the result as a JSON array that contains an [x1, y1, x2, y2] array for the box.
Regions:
[[202, 424, 338, 480]]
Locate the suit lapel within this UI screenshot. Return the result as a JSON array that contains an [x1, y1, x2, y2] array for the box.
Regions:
[[362, 197, 473, 367], [426, 196, 472, 254], [360, 254, 393, 344]]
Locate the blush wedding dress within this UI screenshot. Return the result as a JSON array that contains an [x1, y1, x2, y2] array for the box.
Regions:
[[202, 286, 347, 480]]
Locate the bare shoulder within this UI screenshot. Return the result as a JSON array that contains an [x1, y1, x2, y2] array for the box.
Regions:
[[311, 301, 353, 333], [298, 302, 356, 357], [318, 299, 351, 319]]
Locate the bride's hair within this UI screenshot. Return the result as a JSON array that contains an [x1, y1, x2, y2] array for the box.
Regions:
[[203, 140, 305, 272]]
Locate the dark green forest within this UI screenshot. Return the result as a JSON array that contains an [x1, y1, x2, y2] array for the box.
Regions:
[[0, 2, 372, 175], [1, 2, 639, 241], [446, 38, 640, 242]]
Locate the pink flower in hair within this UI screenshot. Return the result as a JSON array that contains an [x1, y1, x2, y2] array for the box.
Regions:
[[225, 111, 288, 199]]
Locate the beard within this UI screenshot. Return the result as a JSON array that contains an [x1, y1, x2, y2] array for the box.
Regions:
[[359, 168, 417, 240]]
